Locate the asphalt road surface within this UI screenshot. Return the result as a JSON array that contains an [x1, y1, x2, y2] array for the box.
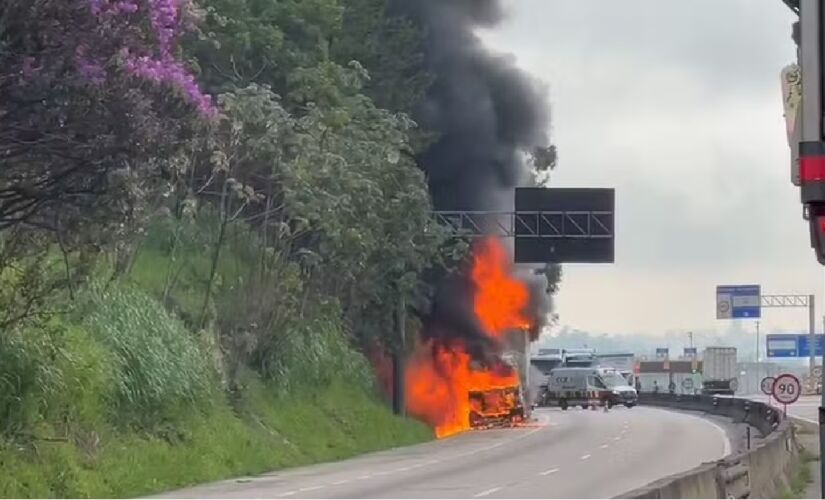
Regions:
[[744, 393, 821, 423], [158, 407, 730, 499]]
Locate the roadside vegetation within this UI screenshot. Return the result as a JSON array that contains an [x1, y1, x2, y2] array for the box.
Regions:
[[0, 0, 459, 496], [780, 446, 817, 499]]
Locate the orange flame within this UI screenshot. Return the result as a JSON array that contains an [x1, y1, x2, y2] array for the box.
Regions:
[[405, 237, 534, 438], [471, 237, 532, 336], [406, 341, 519, 438]]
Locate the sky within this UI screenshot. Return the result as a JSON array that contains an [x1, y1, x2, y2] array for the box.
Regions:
[[479, 0, 825, 339]]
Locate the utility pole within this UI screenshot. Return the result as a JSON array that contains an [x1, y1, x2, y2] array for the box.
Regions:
[[392, 296, 406, 416], [688, 331, 694, 349], [811, 295, 817, 379], [756, 321, 761, 395], [755, 321, 760, 364]]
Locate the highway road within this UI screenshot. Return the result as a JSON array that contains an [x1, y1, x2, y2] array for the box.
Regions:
[[158, 407, 731, 499], [744, 393, 822, 423]]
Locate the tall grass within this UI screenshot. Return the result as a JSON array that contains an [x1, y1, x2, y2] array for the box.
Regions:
[[0, 216, 434, 498], [265, 304, 374, 393], [80, 283, 216, 426]]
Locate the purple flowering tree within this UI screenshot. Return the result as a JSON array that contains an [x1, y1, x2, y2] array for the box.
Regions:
[[0, 0, 213, 239]]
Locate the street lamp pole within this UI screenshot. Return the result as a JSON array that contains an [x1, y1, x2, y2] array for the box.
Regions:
[[756, 321, 761, 395]]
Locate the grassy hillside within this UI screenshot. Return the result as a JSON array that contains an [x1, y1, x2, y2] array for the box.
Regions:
[[0, 282, 431, 498]]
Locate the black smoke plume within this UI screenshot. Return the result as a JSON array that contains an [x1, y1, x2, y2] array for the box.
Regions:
[[392, 0, 551, 211], [393, 0, 554, 353]]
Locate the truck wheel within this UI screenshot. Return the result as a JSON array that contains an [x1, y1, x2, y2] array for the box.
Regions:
[[559, 399, 568, 411], [624, 403, 635, 408], [581, 404, 589, 410]]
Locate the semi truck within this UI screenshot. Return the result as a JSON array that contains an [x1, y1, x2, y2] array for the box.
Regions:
[[701, 347, 738, 395], [562, 348, 597, 367], [596, 353, 636, 387]]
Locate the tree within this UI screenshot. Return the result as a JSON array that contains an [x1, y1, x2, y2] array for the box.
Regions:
[[189, 0, 344, 97], [0, 0, 212, 237], [332, 0, 432, 116]]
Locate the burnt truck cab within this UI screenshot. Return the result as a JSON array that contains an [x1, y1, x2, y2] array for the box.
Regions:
[[542, 367, 638, 410], [468, 385, 526, 428]]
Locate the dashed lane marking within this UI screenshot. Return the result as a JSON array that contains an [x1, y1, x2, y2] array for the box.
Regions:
[[474, 487, 503, 497], [539, 468, 560, 476], [600, 444, 609, 449], [580, 454, 591, 460]]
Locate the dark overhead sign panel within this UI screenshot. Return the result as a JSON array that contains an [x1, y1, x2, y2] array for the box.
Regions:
[[514, 187, 614, 264]]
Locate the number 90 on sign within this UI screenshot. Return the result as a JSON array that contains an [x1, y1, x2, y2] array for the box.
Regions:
[[771, 373, 801, 404]]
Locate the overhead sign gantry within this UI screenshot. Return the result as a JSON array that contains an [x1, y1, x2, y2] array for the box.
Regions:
[[434, 187, 615, 264]]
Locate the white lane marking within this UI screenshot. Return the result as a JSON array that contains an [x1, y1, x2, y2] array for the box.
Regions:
[[580, 454, 591, 460], [613, 436, 622, 441], [277, 492, 298, 498], [332, 480, 350, 485], [702, 416, 732, 456], [357, 475, 372, 480], [474, 487, 503, 497], [299, 486, 323, 492], [539, 467, 560, 476], [600, 444, 609, 449]]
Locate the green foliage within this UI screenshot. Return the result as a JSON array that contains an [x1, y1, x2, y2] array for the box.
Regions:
[[0, 376, 431, 498], [79, 284, 216, 426], [780, 448, 816, 498], [333, 0, 433, 115], [0, 325, 63, 438], [0, 322, 107, 438], [261, 302, 373, 391], [192, 0, 344, 95]]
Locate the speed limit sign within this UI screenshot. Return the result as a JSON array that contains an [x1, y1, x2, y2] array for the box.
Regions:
[[772, 373, 801, 405], [760, 376, 775, 396]]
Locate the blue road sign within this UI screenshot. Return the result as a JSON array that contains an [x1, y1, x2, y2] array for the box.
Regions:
[[716, 285, 761, 319], [655, 348, 669, 359], [684, 347, 697, 358], [766, 334, 825, 358]]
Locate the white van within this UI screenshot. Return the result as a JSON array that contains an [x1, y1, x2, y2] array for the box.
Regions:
[[541, 367, 638, 410]]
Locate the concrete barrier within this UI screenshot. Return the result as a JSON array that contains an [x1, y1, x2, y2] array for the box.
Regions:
[[619, 395, 800, 499]]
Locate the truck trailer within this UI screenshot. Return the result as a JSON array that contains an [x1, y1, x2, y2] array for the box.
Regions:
[[596, 353, 636, 387], [701, 347, 738, 395]]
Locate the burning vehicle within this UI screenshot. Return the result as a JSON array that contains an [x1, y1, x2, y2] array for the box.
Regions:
[[468, 384, 526, 429], [403, 237, 538, 438]]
